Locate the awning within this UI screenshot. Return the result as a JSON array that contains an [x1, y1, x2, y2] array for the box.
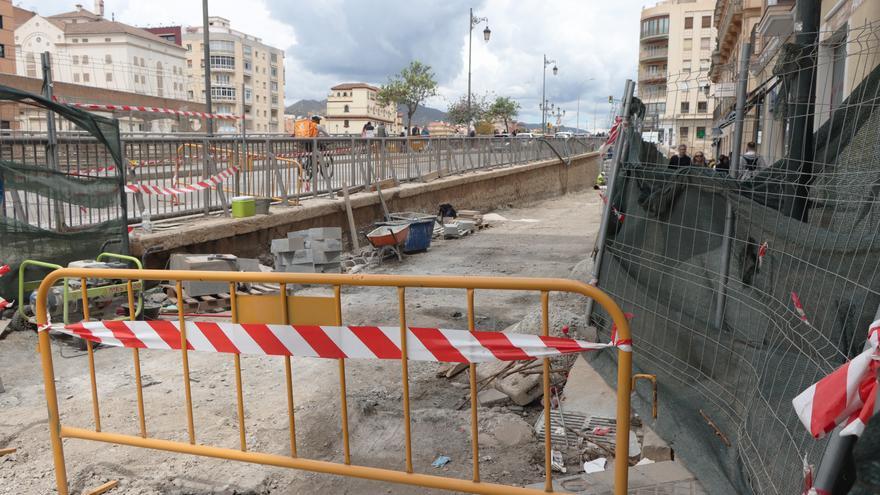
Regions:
[[718, 76, 782, 129]]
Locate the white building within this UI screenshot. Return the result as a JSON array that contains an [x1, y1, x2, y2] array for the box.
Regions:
[[14, 4, 187, 130], [325, 83, 401, 136]]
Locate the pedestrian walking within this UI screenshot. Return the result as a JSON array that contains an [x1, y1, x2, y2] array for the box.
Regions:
[[362, 121, 375, 138], [668, 144, 691, 168], [739, 141, 767, 180]]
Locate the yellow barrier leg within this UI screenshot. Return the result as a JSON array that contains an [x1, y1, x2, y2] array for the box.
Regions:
[[541, 291, 552, 492], [176, 281, 196, 444], [280, 283, 298, 457], [37, 326, 69, 495], [230, 284, 247, 452], [334, 286, 352, 465], [81, 279, 101, 432], [398, 287, 414, 473], [467, 289, 480, 483], [128, 281, 147, 438]]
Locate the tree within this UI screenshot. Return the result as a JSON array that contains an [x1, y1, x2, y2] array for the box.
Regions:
[[377, 61, 438, 131], [446, 93, 490, 126], [488, 96, 521, 133]]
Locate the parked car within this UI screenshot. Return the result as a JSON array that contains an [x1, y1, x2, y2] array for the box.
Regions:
[[554, 131, 573, 139], [516, 132, 536, 138]]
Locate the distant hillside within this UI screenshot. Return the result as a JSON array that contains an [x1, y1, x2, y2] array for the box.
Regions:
[[285, 99, 326, 116], [285, 99, 447, 126]]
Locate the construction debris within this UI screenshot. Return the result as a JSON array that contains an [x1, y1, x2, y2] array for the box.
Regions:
[[583, 457, 606, 474], [431, 455, 451, 468]]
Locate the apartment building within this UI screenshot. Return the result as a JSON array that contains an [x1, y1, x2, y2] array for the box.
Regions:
[[709, 0, 879, 164], [638, 0, 717, 157], [0, 0, 16, 130], [13, 3, 188, 131], [325, 83, 402, 135], [182, 16, 285, 134]]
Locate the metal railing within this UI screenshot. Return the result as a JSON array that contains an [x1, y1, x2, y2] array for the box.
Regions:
[[34, 269, 633, 495], [1, 134, 601, 227]]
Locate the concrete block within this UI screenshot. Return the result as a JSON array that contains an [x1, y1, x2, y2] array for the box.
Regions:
[[640, 428, 673, 461], [169, 254, 238, 296], [286, 234, 307, 251], [270, 238, 290, 254], [284, 263, 316, 273], [237, 258, 261, 272], [308, 227, 342, 240], [478, 388, 508, 407], [311, 238, 343, 252], [314, 250, 342, 264], [318, 262, 342, 273], [458, 219, 476, 232], [292, 249, 315, 263]]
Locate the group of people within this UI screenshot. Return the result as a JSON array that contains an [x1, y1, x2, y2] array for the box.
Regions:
[[667, 142, 767, 178]]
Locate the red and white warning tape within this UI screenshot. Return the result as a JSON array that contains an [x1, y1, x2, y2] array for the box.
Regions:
[[598, 192, 625, 223], [793, 319, 879, 439], [0, 297, 13, 311], [52, 96, 240, 120], [125, 165, 238, 196], [757, 241, 768, 268], [0, 264, 10, 277], [791, 291, 811, 326], [60, 321, 632, 361]]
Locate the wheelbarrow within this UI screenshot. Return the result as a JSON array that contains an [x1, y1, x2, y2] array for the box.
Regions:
[[365, 223, 410, 262]]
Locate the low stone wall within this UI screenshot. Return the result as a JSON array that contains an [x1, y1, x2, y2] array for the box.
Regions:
[[131, 151, 601, 266]]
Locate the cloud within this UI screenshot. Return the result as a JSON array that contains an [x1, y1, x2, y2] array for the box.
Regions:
[[17, 0, 651, 128]]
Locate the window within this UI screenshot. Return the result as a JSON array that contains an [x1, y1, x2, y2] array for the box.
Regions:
[[140, 57, 145, 67], [683, 38, 692, 51], [702, 15, 711, 28], [105, 72, 112, 82], [0, 44, 4, 58], [700, 37, 710, 50], [645, 102, 666, 115], [209, 40, 234, 53], [83, 73, 90, 82], [82, 55, 89, 64], [344, 104, 350, 113], [73, 73, 80, 83], [73, 39, 79, 43], [682, 59, 692, 73], [187, 59, 193, 68], [186, 43, 192, 51], [684, 17, 693, 29], [697, 101, 708, 113], [215, 74, 231, 84], [243, 45, 252, 56], [188, 90, 194, 99], [26, 52, 36, 77], [105, 54, 112, 64], [344, 119, 349, 128], [700, 58, 710, 69], [696, 126, 706, 139], [270, 52, 277, 63], [680, 101, 690, 114], [641, 16, 669, 38], [210, 86, 236, 100], [209, 55, 235, 69], [270, 67, 277, 77], [73, 55, 80, 64], [0, 16, 3, 29], [270, 81, 278, 91], [105, 37, 111, 42], [679, 126, 689, 139]]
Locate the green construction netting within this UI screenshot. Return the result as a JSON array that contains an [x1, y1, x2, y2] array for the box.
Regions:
[[0, 84, 127, 303]]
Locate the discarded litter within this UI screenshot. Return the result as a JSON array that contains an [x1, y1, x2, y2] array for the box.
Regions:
[[636, 458, 655, 466], [583, 457, 606, 474], [432, 455, 451, 468], [551, 449, 566, 473], [592, 427, 611, 436]]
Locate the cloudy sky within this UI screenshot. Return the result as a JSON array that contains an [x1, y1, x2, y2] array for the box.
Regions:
[[17, 0, 654, 129]]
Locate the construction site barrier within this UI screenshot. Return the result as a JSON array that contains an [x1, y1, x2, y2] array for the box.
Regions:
[[35, 269, 633, 495]]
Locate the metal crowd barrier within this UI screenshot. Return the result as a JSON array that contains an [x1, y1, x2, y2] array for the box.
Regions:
[[35, 269, 632, 495]]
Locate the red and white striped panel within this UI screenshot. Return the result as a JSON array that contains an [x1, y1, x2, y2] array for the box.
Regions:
[[61, 321, 630, 362], [53, 97, 240, 120], [792, 319, 879, 438], [124, 165, 238, 196]]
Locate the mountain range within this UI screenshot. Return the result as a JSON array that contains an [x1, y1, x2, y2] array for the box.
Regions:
[[285, 99, 448, 127]]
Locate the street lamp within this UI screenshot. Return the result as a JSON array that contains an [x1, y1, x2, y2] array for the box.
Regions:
[[541, 54, 558, 133], [467, 8, 490, 125]]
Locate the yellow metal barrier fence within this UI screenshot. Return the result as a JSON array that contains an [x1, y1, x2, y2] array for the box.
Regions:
[[35, 269, 633, 495]]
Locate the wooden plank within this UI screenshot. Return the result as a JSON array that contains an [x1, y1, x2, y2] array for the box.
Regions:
[[342, 180, 360, 252]]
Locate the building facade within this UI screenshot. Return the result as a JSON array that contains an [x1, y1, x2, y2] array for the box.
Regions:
[[639, 0, 717, 157], [13, 4, 188, 131], [0, 0, 17, 130], [182, 17, 285, 134], [324, 83, 401, 135]]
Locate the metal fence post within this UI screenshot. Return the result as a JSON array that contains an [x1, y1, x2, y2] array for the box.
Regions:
[[585, 79, 634, 323], [712, 41, 751, 330], [41, 52, 66, 230]]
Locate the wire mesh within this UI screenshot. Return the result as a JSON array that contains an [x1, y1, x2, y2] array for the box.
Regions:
[[593, 22, 880, 494]]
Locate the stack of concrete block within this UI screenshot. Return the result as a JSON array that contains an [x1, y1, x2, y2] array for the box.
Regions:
[[169, 254, 239, 296], [272, 227, 343, 273]]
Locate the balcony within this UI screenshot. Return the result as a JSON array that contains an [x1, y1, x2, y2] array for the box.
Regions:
[[640, 31, 668, 42], [638, 71, 667, 84], [209, 56, 236, 72], [640, 46, 668, 62], [211, 87, 237, 102]]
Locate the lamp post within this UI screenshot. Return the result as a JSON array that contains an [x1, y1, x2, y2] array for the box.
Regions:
[[541, 54, 558, 134], [467, 8, 491, 125]]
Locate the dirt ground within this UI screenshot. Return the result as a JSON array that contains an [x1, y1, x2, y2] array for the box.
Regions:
[[0, 190, 602, 495]]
